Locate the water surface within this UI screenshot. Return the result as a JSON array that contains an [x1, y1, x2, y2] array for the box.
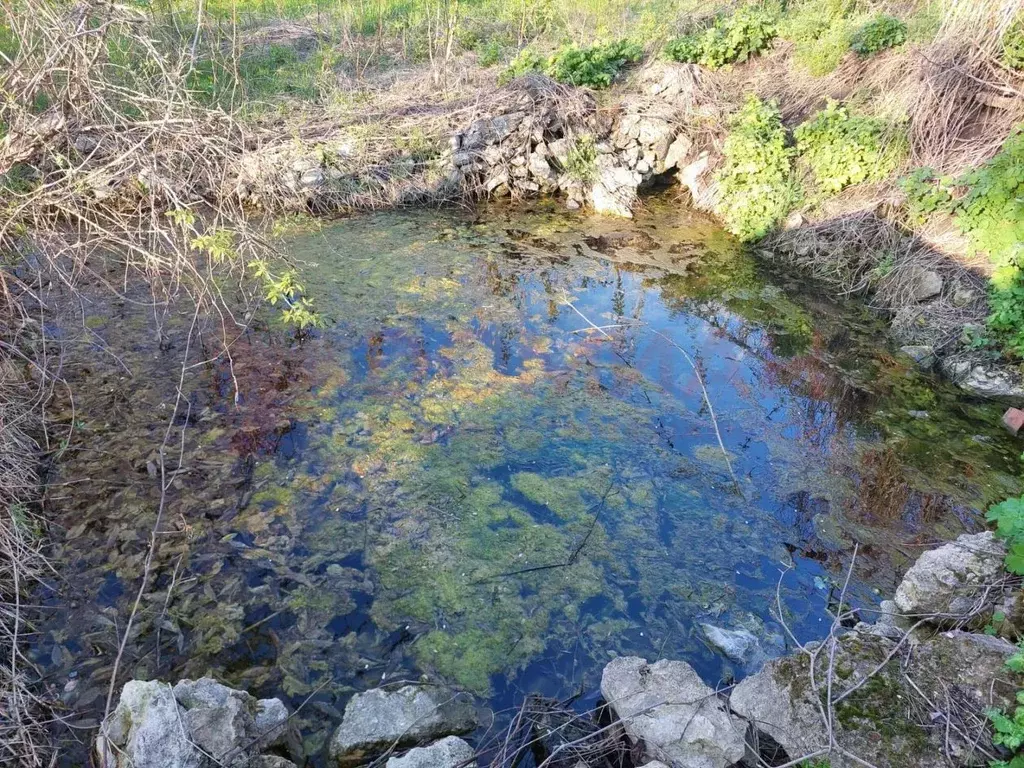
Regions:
[[38, 196, 1022, 762]]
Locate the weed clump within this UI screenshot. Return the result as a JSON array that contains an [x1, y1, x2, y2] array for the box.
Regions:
[[779, 0, 857, 76], [1003, 17, 1024, 70], [664, 6, 777, 69], [714, 96, 796, 241], [564, 135, 598, 182], [955, 130, 1024, 355], [500, 40, 641, 89], [795, 101, 905, 194], [850, 15, 907, 56]]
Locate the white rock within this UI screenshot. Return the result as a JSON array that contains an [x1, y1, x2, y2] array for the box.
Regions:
[[386, 736, 476, 768], [663, 134, 693, 173], [600, 657, 745, 768], [908, 268, 943, 302], [699, 624, 766, 671], [894, 531, 1006, 624], [329, 686, 477, 766], [97, 681, 202, 768]]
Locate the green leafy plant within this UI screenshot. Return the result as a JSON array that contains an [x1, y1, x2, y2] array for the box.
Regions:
[[500, 40, 641, 89], [663, 33, 703, 64], [900, 167, 953, 224], [545, 39, 643, 88], [794, 101, 905, 194], [780, 2, 857, 76], [564, 135, 597, 182], [664, 6, 777, 69], [499, 48, 546, 84], [1003, 16, 1024, 70], [850, 15, 907, 56], [954, 129, 1024, 355], [987, 496, 1024, 575], [714, 96, 797, 241], [986, 642, 1024, 766]]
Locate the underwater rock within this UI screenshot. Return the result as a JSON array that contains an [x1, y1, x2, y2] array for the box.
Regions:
[[899, 344, 935, 371], [97, 678, 291, 768], [385, 736, 477, 768], [699, 624, 767, 672], [893, 531, 1006, 626], [600, 657, 745, 768], [329, 685, 478, 766]]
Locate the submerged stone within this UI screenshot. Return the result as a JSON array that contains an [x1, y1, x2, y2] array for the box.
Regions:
[[699, 624, 767, 672], [329, 686, 477, 766], [385, 736, 476, 768]]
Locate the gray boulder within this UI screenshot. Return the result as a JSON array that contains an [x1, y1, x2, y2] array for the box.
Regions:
[[699, 624, 767, 672], [97, 678, 290, 768], [600, 657, 745, 768], [97, 680, 202, 768], [329, 685, 477, 766], [386, 736, 476, 768], [900, 344, 936, 371], [893, 531, 1006, 625], [942, 358, 1024, 402], [590, 162, 640, 218], [908, 268, 943, 302]]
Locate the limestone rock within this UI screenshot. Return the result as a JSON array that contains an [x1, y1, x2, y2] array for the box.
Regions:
[[329, 686, 477, 766], [893, 531, 1006, 625], [528, 152, 557, 187], [97, 680, 203, 768], [942, 358, 1024, 402], [908, 268, 943, 302], [591, 161, 640, 218], [663, 134, 693, 173], [254, 697, 290, 748], [386, 736, 476, 768], [699, 624, 766, 672], [600, 657, 745, 768], [910, 631, 1020, 764]]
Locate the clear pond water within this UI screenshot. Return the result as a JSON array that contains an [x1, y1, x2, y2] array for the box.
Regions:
[[37, 196, 1023, 763]]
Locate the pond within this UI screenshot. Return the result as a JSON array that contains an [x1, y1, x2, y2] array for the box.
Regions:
[[36, 194, 1023, 764]]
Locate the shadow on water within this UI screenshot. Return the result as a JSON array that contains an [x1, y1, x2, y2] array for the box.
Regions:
[[35, 194, 1023, 766]]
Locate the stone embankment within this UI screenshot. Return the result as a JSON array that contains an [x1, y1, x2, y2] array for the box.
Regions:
[[230, 61, 1024, 403], [98, 531, 1023, 768]]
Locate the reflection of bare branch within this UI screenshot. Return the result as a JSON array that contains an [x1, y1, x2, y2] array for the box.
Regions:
[[560, 294, 744, 498]]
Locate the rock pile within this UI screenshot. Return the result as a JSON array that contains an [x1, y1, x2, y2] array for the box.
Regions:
[[601, 531, 1023, 768], [328, 684, 477, 767], [96, 677, 292, 768], [446, 65, 711, 218]]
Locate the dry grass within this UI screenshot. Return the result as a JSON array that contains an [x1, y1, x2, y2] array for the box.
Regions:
[[0, 350, 54, 767]]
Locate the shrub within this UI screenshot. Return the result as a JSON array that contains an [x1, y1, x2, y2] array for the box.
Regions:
[[850, 15, 907, 56], [1003, 17, 1024, 70], [714, 96, 797, 241], [499, 48, 546, 84], [900, 167, 953, 224], [989, 496, 1024, 576], [951, 129, 1024, 354], [500, 40, 642, 89], [794, 101, 905, 194], [546, 39, 643, 88], [664, 6, 777, 69]]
